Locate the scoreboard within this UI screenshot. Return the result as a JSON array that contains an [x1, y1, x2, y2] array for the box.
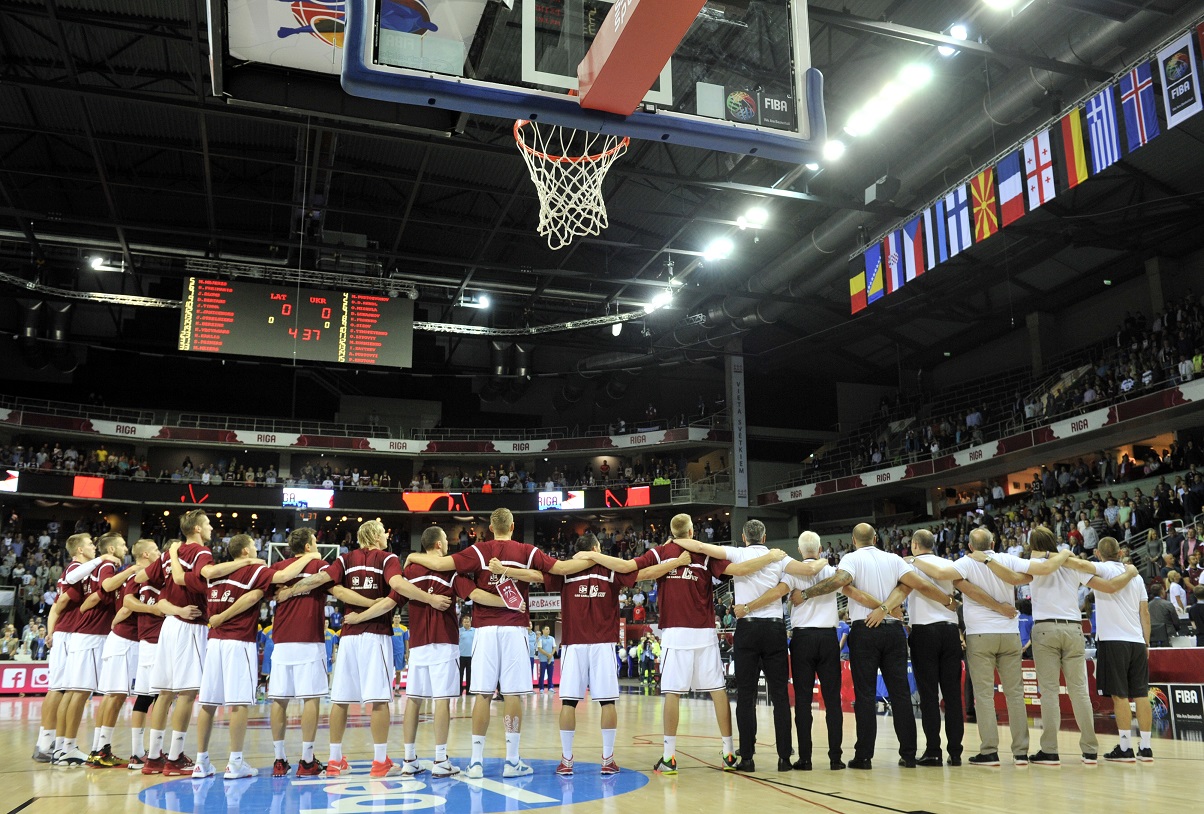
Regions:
[[178, 278, 414, 367]]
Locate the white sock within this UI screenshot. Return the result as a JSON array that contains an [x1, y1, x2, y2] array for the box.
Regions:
[[274, 740, 286, 760], [1119, 732, 1131, 750], [434, 744, 447, 762], [54, 736, 64, 753], [1139, 731, 1151, 749], [722, 735, 734, 755], [37, 728, 55, 751], [167, 731, 186, 761], [149, 730, 164, 758], [329, 743, 343, 762], [64, 738, 77, 753], [560, 730, 574, 761], [229, 751, 242, 766], [197, 750, 209, 765], [131, 727, 144, 756], [99, 726, 113, 748], [302, 741, 314, 762], [601, 728, 617, 760], [470, 735, 485, 765], [404, 743, 416, 761], [373, 743, 388, 762], [91, 729, 102, 751], [664, 736, 676, 760], [505, 732, 520, 763]]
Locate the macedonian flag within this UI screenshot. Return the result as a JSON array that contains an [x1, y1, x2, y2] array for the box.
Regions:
[[971, 166, 999, 242]]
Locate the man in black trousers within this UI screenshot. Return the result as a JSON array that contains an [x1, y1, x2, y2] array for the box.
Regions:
[[907, 529, 965, 766]]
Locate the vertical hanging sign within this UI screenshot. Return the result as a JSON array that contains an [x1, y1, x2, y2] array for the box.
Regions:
[[728, 355, 749, 507]]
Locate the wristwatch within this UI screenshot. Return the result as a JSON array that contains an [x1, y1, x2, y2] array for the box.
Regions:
[[878, 604, 889, 613], [984, 554, 995, 564]]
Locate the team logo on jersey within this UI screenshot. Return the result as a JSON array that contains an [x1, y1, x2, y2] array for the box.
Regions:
[[140, 758, 648, 812], [351, 576, 360, 587]]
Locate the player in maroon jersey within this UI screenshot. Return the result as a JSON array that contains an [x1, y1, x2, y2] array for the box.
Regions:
[[190, 533, 319, 780], [38, 533, 122, 764], [594, 513, 786, 774], [118, 539, 167, 769], [343, 525, 515, 778], [404, 507, 595, 779], [280, 519, 452, 778], [135, 509, 266, 776], [489, 532, 690, 775], [266, 526, 359, 778]]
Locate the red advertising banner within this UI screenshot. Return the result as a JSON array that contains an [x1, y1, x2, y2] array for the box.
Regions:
[[0, 663, 50, 695]]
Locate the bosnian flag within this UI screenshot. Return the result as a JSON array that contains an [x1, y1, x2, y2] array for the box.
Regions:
[[902, 215, 924, 282], [884, 230, 905, 293], [997, 150, 1024, 227]]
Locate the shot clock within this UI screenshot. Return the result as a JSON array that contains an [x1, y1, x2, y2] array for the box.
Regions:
[[178, 277, 414, 367]]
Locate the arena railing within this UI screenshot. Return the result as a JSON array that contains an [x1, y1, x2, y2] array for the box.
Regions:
[[0, 394, 156, 425]]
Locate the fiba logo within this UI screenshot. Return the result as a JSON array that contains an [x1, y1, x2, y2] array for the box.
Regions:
[[726, 91, 758, 123], [1149, 687, 1170, 720]]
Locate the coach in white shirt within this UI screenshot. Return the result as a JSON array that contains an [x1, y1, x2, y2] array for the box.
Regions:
[[913, 527, 1069, 767], [796, 523, 957, 770]]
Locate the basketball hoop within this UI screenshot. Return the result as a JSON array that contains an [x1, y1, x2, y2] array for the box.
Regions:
[[514, 119, 629, 250]]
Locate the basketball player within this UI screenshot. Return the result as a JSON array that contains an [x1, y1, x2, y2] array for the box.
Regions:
[[279, 519, 452, 778], [341, 525, 514, 778], [267, 527, 334, 778], [191, 533, 317, 779], [34, 534, 118, 763], [122, 539, 168, 769], [403, 508, 595, 779], [89, 536, 155, 767], [593, 513, 785, 774], [491, 532, 689, 775], [135, 509, 264, 776]]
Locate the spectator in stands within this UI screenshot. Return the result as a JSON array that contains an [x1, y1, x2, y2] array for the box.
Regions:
[[1146, 584, 1180, 647], [1166, 570, 1188, 616]]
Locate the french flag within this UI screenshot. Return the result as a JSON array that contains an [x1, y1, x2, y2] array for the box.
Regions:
[[902, 216, 924, 281], [997, 149, 1024, 227]]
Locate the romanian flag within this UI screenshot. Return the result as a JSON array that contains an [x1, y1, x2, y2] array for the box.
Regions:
[[1059, 107, 1089, 189], [850, 270, 867, 314], [865, 242, 884, 305], [970, 167, 999, 242]]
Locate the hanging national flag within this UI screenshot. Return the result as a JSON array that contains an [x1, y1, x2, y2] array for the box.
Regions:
[[1119, 61, 1160, 151], [997, 150, 1025, 227], [902, 215, 925, 282], [970, 167, 999, 242], [922, 204, 947, 271], [1023, 129, 1056, 210], [944, 185, 972, 257], [884, 230, 905, 294], [850, 270, 867, 314], [1085, 86, 1121, 174], [1158, 32, 1203, 129], [865, 242, 884, 305], [1058, 107, 1089, 189]]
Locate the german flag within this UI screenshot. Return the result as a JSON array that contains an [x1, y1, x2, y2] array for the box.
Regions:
[[1059, 107, 1089, 189], [970, 167, 999, 242]]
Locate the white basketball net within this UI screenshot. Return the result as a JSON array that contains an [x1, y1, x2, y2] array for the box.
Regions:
[[514, 120, 629, 250]]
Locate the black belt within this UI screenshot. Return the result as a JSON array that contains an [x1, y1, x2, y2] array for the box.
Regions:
[[792, 626, 837, 631], [738, 617, 785, 623], [913, 621, 958, 627], [851, 619, 900, 626], [1035, 619, 1080, 625]]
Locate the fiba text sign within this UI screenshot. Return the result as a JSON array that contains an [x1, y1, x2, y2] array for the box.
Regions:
[[0, 664, 50, 695]]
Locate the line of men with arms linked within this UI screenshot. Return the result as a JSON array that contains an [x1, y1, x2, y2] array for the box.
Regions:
[[30, 507, 1150, 781]]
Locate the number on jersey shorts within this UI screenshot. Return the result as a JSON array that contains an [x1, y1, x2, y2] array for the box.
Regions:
[[405, 643, 460, 700], [197, 639, 258, 707], [152, 616, 208, 693], [658, 642, 726, 694], [140, 758, 650, 813], [133, 642, 157, 696], [330, 633, 393, 705], [469, 626, 533, 696], [267, 642, 329, 700], [63, 632, 106, 692], [559, 643, 621, 701], [98, 634, 139, 695], [47, 631, 73, 691]]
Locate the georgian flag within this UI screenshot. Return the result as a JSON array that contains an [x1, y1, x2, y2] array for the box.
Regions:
[[1023, 128, 1056, 209]]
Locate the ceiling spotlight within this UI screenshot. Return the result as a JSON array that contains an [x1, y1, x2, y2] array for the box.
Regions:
[[612, 322, 623, 337], [939, 24, 968, 57], [458, 293, 491, 309], [738, 206, 769, 230], [805, 162, 820, 171], [643, 290, 674, 314], [822, 139, 847, 161], [702, 237, 734, 262], [982, 0, 1019, 8], [844, 107, 877, 137], [89, 256, 123, 272], [900, 63, 934, 88]]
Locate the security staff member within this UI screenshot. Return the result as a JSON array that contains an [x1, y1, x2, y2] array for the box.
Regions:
[[796, 523, 956, 770], [907, 530, 964, 767]]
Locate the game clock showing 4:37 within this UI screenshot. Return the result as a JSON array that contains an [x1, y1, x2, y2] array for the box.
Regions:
[[177, 277, 415, 367]]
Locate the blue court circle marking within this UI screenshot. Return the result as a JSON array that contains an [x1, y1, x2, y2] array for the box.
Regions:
[[139, 758, 649, 813]]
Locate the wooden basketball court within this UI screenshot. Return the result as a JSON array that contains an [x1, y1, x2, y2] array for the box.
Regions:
[[3, 687, 1191, 814]]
